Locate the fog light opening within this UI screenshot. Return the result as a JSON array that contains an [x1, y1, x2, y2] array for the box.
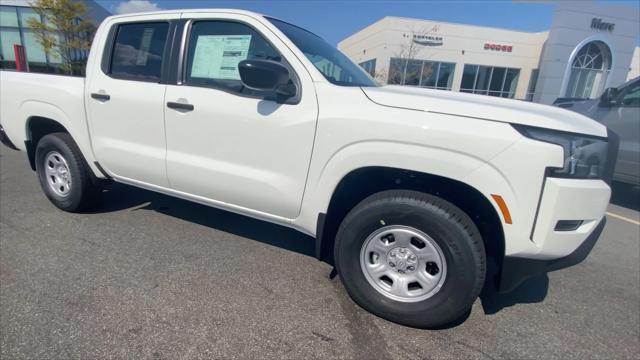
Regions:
[[554, 220, 584, 232]]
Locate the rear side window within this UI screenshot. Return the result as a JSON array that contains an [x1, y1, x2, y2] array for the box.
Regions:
[[109, 22, 169, 82]]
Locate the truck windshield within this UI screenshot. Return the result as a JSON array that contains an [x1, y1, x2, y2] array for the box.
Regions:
[[267, 17, 377, 87]]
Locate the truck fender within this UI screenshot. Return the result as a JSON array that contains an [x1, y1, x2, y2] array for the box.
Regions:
[[19, 100, 102, 177], [296, 141, 516, 243]]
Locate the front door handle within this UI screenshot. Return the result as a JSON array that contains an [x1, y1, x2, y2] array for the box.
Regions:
[[91, 92, 110, 101], [167, 102, 194, 111]]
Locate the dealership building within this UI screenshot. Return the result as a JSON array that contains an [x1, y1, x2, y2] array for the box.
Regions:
[[339, 1, 639, 104]]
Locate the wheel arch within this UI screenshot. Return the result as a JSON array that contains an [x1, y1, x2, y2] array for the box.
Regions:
[[19, 100, 101, 178], [25, 116, 70, 170], [315, 166, 506, 277]]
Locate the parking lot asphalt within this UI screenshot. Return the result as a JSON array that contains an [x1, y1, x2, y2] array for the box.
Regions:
[[1, 145, 639, 360]]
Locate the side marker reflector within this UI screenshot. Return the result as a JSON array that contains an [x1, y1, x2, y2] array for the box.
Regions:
[[491, 194, 512, 224]]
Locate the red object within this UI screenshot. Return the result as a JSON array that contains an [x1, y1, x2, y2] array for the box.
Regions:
[[484, 43, 513, 52], [14, 44, 29, 72]]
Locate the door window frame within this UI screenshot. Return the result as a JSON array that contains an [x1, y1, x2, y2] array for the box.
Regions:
[[174, 18, 302, 104]]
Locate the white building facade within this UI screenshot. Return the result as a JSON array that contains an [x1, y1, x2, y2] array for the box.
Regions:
[[338, 1, 639, 104]]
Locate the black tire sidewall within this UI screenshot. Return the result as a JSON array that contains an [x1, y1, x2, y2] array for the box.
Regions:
[[335, 191, 485, 328], [35, 133, 92, 212]]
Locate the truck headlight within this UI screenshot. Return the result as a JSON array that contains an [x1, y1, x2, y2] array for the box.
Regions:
[[512, 125, 609, 179]]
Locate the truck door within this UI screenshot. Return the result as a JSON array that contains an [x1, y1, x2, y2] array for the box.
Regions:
[[163, 16, 318, 219], [86, 16, 178, 187]]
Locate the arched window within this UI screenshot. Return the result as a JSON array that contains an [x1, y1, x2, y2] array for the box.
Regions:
[[565, 41, 612, 99]]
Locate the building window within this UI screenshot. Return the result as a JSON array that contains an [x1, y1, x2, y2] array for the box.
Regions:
[[18, 7, 40, 28], [359, 59, 376, 76], [403, 59, 422, 86], [388, 58, 404, 84], [0, 28, 20, 61], [565, 41, 611, 99], [0, 6, 18, 27], [388, 58, 455, 90], [460, 64, 520, 98], [526, 69, 539, 101]]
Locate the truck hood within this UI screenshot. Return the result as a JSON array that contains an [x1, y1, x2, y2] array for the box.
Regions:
[[362, 86, 607, 137]]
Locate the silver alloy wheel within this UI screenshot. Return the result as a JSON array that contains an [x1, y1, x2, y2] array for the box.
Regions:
[[44, 151, 72, 197], [360, 225, 447, 302]]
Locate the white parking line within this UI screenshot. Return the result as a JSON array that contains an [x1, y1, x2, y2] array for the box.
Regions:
[[606, 212, 640, 225]]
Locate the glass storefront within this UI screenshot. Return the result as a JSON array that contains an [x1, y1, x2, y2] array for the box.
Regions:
[[0, 5, 89, 73], [460, 64, 520, 98], [388, 58, 456, 90]]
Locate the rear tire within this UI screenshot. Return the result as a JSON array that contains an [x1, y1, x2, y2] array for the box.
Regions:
[[35, 133, 102, 212], [334, 190, 486, 328]]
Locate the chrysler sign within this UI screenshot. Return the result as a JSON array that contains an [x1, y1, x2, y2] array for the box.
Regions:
[[413, 34, 444, 46]]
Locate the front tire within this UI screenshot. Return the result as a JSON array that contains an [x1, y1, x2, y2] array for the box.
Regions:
[[35, 133, 102, 212], [334, 190, 486, 328]]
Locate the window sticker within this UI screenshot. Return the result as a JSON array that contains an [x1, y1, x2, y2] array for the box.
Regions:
[[135, 27, 154, 66], [190, 35, 252, 80]]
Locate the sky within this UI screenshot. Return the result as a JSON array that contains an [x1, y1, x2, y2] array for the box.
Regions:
[[95, 0, 640, 45]]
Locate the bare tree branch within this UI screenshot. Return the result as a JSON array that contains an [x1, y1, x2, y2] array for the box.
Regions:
[[387, 25, 439, 85]]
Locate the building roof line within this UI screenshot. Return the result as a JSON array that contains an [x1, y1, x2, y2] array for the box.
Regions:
[[378, 15, 549, 35]]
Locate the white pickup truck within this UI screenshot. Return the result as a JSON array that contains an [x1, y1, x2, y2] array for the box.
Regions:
[[0, 9, 618, 328]]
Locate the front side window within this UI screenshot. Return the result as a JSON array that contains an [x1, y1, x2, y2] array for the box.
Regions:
[[185, 20, 281, 95], [109, 22, 169, 82], [461, 64, 520, 98], [267, 17, 376, 87]]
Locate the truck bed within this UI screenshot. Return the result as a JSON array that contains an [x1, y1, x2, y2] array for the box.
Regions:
[[0, 71, 92, 159]]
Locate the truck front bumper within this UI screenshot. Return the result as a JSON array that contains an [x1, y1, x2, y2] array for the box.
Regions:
[[498, 177, 611, 293], [499, 218, 605, 293]]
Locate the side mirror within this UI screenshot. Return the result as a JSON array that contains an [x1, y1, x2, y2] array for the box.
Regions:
[[599, 87, 618, 107], [238, 59, 296, 98]]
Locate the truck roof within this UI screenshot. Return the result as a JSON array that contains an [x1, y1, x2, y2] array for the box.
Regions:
[[105, 8, 266, 20]]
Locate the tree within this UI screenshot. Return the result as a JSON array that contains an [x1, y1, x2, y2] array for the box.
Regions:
[[372, 68, 388, 86], [389, 25, 439, 85], [27, 0, 95, 74]]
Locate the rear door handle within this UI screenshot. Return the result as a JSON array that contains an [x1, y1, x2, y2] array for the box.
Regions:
[[91, 93, 110, 101], [167, 102, 194, 111]]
